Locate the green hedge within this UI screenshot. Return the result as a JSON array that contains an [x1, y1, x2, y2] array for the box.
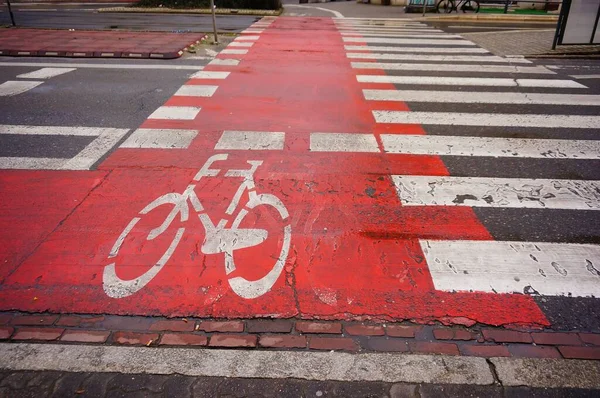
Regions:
[[135, 0, 282, 10]]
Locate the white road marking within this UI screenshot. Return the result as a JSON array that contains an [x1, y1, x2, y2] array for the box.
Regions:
[[392, 175, 600, 210], [351, 62, 552, 74], [310, 133, 380, 153], [0, 81, 43, 96], [340, 30, 445, 35], [0, 126, 128, 170], [0, 62, 204, 70], [120, 129, 198, 149], [374, 111, 600, 129], [421, 240, 600, 297], [208, 58, 240, 66], [16, 67, 76, 79], [221, 49, 248, 55], [343, 33, 462, 39], [190, 71, 230, 79], [285, 4, 345, 18], [569, 74, 600, 79], [235, 35, 260, 41], [348, 53, 531, 63], [517, 79, 588, 88], [357, 75, 584, 88], [148, 106, 201, 120], [0, 157, 66, 170], [62, 128, 129, 170], [228, 42, 253, 48], [174, 85, 218, 97], [346, 45, 489, 53], [336, 21, 428, 26], [241, 29, 264, 34], [0, 125, 114, 136], [381, 134, 600, 159], [364, 90, 600, 105], [215, 131, 285, 150], [343, 37, 475, 45]]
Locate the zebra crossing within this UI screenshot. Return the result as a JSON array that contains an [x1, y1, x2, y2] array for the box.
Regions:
[[333, 17, 600, 299]]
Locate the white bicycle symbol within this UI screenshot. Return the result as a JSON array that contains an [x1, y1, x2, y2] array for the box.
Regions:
[[103, 154, 292, 300]]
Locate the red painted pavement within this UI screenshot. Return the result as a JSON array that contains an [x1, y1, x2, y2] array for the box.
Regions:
[[0, 29, 204, 58], [0, 18, 549, 327]]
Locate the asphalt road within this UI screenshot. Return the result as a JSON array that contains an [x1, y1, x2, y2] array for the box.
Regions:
[[0, 7, 257, 32], [0, 55, 216, 167]]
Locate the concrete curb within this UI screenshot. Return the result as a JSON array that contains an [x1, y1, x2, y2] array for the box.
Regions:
[[2, 343, 600, 388], [98, 7, 283, 16]]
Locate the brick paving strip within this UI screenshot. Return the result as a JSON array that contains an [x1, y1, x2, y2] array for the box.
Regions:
[[0, 29, 205, 59], [1, 312, 600, 360]]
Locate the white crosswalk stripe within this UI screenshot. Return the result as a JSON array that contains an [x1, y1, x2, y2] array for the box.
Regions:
[[16, 68, 76, 79], [0, 125, 129, 170], [365, 90, 600, 105], [346, 45, 489, 53], [351, 62, 554, 74], [121, 129, 198, 149], [347, 53, 532, 63], [310, 133, 380, 152], [392, 176, 600, 210], [421, 240, 600, 297], [0, 81, 43, 96], [337, 18, 600, 298], [374, 111, 600, 128], [215, 131, 285, 150], [340, 30, 446, 35], [343, 37, 475, 45], [381, 135, 600, 159], [358, 76, 585, 88], [174, 85, 218, 97], [343, 34, 464, 39], [148, 106, 201, 120]]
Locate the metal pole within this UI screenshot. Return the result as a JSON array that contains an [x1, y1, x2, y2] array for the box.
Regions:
[[422, 0, 427, 16], [552, 0, 567, 50], [6, 0, 16, 27], [210, 0, 218, 44], [503, 0, 510, 14]]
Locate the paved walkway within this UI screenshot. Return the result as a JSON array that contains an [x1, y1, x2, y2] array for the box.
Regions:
[[0, 29, 204, 58], [461, 29, 600, 57], [461, 29, 555, 56]]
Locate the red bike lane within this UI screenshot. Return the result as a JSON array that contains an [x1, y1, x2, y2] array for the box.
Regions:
[[0, 18, 548, 327]]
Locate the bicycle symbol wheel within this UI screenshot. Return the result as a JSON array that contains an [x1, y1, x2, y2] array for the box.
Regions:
[[226, 193, 292, 299], [103, 193, 188, 299]]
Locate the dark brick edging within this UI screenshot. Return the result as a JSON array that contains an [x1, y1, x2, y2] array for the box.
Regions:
[[1, 312, 600, 360]]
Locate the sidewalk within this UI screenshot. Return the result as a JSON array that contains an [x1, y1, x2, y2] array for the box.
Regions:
[[0, 29, 204, 59], [461, 29, 600, 58], [2, 342, 600, 396]]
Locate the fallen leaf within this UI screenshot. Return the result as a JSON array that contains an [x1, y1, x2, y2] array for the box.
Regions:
[[146, 340, 153, 346], [75, 389, 85, 394], [182, 318, 188, 323]]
